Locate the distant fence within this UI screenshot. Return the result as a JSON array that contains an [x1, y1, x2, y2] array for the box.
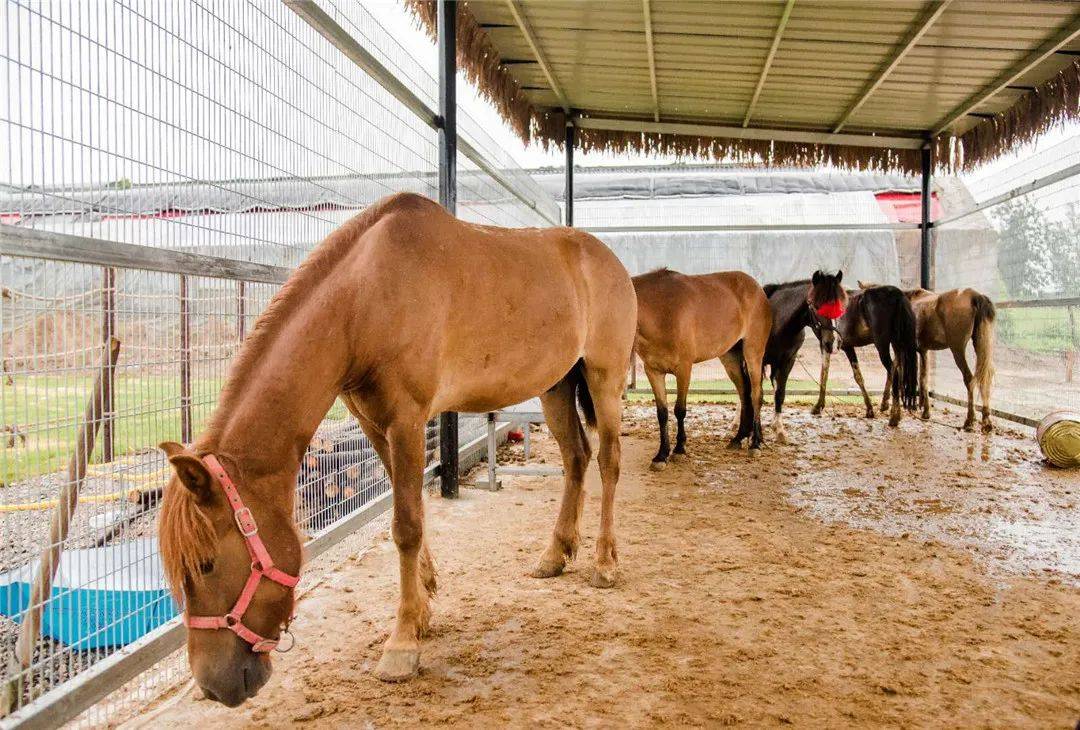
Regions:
[[0, 1, 556, 727]]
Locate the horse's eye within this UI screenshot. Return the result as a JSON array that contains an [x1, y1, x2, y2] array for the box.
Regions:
[[199, 559, 215, 575]]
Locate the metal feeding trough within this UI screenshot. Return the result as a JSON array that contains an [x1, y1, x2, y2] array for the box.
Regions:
[[0, 538, 177, 650]]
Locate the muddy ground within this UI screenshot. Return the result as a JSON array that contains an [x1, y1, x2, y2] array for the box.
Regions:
[[140, 402, 1078, 728]]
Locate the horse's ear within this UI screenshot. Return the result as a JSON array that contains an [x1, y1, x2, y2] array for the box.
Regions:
[[160, 442, 213, 503], [836, 270, 843, 284], [812, 270, 821, 285]]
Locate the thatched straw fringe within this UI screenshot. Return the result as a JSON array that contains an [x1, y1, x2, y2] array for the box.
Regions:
[[947, 60, 1080, 172], [402, 0, 535, 142], [401, 2, 1078, 176]]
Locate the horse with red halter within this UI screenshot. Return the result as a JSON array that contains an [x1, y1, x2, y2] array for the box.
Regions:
[[800, 270, 920, 426], [632, 268, 772, 465], [158, 193, 636, 706]]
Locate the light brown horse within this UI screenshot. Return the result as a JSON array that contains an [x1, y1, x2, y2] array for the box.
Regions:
[[860, 283, 996, 432], [633, 269, 772, 466], [158, 193, 637, 706]]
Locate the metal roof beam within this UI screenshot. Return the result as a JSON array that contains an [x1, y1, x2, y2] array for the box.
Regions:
[[576, 116, 924, 150], [833, 0, 953, 133], [932, 11, 1080, 136], [743, 0, 796, 128], [642, 0, 660, 122], [504, 0, 570, 112]]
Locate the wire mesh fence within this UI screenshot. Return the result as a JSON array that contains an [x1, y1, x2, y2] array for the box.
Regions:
[[0, 0, 556, 726], [932, 135, 1080, 425]]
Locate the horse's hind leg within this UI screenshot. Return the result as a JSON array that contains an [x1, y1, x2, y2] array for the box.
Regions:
[[844, 347, 875, 419], [918, 350, 931, 420], [741, 337, 766, 452], [584, 363, 627, 588], [671, 362, 692, 462], [533, 375, 591, 579], [873, 341, 902, 427], [375, 418, 430, 682], [644, 365, 671, 469], [772, 353, 796, 445], [951, 346, 977, 431], [720, 351, 748, 447]]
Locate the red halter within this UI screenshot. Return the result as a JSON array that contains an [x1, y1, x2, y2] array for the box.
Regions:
[[183, 454, 299, 653]]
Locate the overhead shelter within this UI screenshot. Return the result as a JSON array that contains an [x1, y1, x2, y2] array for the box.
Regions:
[[405, 0, 1080, 175]]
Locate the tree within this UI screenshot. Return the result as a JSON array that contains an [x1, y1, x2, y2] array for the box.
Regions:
[[995, 197, 1080, 299]]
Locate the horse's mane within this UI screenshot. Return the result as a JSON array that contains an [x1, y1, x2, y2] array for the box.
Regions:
[[159, 193, 430, 597], [202, 193, 422, 444], [762, 279, 810, 297]]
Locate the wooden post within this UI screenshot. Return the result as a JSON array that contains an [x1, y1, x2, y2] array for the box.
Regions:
[[437, 0, 459, 498], [101, 267, 116, 462], [179, 276, 192, 444], [15, 337, 121, 667], [237, 280, 247, 343]]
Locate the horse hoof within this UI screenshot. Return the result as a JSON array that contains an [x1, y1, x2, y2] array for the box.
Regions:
[[726, 439, 743, 450], [670, 453, 689, 464], [888, 417, 900, 428], [749, 446, 762, 458], [531, 555, 566, 579], [374, 649, 420, 682], [774, 431, 788, 445], [649, 460, 667, 472], [865, 410, 875, 419], [963, 422, 975, 433], [920, 412, 931, 421], [810, 407, 823, 416], [981, 422, 994, 435], [590, 567, 617, 589]]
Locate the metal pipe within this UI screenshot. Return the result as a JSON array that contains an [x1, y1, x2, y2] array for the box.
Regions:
[[438, 0, 459, 499], [920, 144, 933, 290], [565, 123, 574, 226]]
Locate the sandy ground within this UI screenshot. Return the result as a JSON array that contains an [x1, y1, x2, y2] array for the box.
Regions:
[[140, 402, 1078, 729]]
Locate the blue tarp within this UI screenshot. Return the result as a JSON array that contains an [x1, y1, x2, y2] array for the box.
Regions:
[[0, 538, 178, 650]]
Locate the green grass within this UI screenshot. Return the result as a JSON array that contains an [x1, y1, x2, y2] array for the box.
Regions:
[[626, 377, 866, 405], [996, 306, 1079, 354], [0, 375, 352, 484]]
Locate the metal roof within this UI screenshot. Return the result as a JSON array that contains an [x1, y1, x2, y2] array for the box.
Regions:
[[456, 1, 1080, 162]]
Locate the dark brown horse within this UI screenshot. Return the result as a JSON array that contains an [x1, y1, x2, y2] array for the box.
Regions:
[[805, 271, 919, 426], [860, 283, 996, 432], [158, 193, 637, 706], [633, 269, 772, 465]]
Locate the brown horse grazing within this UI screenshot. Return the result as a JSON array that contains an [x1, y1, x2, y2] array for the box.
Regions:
[[806, 271, 919, 427], [860, 283, 996, 432], [633, 269, 773, 466], [158, 193, 637, 706]]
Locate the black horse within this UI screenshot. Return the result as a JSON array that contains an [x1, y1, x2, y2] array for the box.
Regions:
[[763, 271, 919, 434]]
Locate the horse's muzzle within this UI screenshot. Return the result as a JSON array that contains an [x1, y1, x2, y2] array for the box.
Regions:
[[196, 651, 271, 707]]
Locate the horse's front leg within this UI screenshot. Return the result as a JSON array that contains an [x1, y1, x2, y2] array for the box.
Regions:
[[811, 345, 831, 415], [919, 350, 931, 420], [375, 420, 431, 682], [844, 347, 875, 418]]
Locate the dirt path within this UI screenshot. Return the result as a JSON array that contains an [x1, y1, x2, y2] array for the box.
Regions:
[[146, 405, 1079, 728]]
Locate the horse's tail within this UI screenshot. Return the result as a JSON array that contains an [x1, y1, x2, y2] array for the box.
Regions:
[[890, 293, 920, 411], [569, 358, 597, 430], [971, 293, 996, 405]]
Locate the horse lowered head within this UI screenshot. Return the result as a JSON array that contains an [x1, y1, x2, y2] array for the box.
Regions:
[[807, 270, 848, 353], [159, 442, 303, 707]]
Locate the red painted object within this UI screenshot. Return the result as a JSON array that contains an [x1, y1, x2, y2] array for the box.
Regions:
[[507, 428, 525, 442], [816, 300, 846, 320]]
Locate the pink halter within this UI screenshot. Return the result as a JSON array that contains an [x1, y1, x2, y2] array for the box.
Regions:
[[183, 454, 299, 653]]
